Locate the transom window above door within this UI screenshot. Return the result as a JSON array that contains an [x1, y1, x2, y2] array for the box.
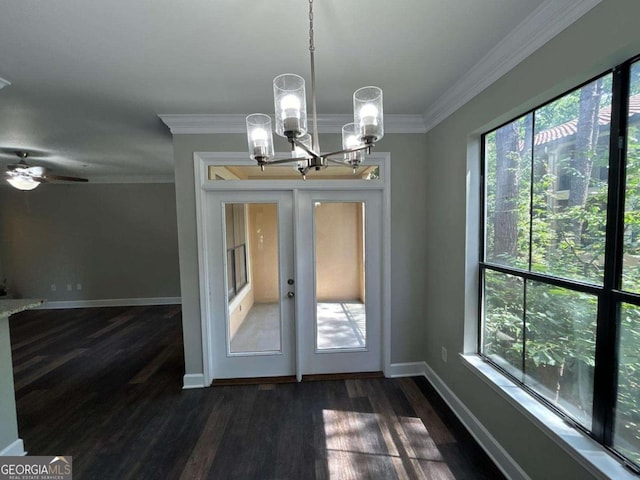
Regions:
[[208, 164, 381, 181]]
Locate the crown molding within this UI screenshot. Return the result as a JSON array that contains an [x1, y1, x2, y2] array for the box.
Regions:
[[0, 77, 11, 90], [158, 113, 426, 135], [160, 0, 600, 137], [422, 0, 602, 132]]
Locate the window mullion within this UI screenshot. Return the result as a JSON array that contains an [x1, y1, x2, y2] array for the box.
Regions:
[[592, 62, 630, 445]]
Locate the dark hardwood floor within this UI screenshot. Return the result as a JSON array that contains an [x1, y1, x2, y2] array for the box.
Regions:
[[9, 305, 505, 479]]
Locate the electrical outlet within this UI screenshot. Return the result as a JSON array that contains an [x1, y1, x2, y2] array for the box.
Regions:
[[50, 284, 56, 292], [67, 284, 73, 291], [76, 283, 82, 291], [441, 346, 448, 363]]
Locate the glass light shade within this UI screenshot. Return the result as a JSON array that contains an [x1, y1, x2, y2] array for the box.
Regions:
[[342, 123, 365, 165], [6, 176, 39, 191], [273, 74, 307, 138], [246, 114, 275, 162], [353, 86, 384, 143]]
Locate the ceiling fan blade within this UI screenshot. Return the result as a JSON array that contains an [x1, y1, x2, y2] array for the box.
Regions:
[[25, 166, 46, 176], [6, 162, 29, 172], [42, 174, 88, 183]]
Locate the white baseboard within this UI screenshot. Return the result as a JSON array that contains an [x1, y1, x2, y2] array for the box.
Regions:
[[422, 362, 531, 480], [37, 297, 181, 310], [183, 373, 206, 389], [390, 360, 529, 479], [388, 361, 428, 377], [0, 439, 26, 456]]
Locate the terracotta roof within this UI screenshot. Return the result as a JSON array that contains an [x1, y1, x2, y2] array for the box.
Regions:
[[534, 93, 640, 146]]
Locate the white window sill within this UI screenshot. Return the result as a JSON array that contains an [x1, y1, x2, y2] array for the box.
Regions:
[[461, 354, 638, 480], [228, 283, 251, 313]]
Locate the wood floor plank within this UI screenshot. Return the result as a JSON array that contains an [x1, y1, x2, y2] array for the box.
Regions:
[[12, 354, 45, 374], [129, 343, 177, 384], [179, 395, 231, 480], [88, 312, 134, 339], [14, 348, 87, 391], [398, 376, 456, 445], [9, 306, 506, 480]]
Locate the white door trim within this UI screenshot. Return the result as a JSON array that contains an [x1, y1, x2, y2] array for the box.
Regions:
[[193, 151, 392, 385]]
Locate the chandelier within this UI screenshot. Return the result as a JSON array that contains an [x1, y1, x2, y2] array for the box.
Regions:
[[245, 0, 384, 178]]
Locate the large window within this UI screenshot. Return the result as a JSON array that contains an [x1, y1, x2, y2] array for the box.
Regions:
[[481, 55, 640, 470]]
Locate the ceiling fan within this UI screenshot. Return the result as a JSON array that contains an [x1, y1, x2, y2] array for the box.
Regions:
[[3, 151, 88, 191]]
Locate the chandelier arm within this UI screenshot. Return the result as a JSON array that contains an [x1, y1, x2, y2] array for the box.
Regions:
[[323, 156, 350, 166], [263, 156, 312, 166], [262, 157, 309, 166], [291, 137, 320, 159], [321, 144, 373, 159]]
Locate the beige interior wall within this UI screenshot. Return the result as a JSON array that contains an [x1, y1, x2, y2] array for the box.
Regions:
[[315, 202, 364, 302], [358, 205, 366, 303], [249, 203, 279, 303], [228, 286, 254, 340]]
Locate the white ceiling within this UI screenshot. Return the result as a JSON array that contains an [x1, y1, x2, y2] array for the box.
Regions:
[[0, 0, 590, 180]]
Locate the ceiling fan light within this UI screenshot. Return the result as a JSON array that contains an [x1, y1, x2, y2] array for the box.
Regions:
[[273, 74, 307, 139], [6, 176, 40, 191]]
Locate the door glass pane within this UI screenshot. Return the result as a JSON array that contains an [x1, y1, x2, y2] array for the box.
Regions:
[[225, 204, 234, 249], [315, 202, 366, 350], [615, 303, 640, 467], [234, 245, 247, 291], [226, 249, 235, 299], [524, 280, 596, 428], [622, 61, 640, 293], [226, 203, 281, 354], [233, 204, 245, 245]]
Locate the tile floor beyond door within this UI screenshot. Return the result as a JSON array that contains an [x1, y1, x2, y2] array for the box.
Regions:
[[230, 302, 366, 353]]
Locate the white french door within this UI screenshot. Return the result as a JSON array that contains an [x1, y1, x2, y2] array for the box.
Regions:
[[206, 188, 383, 381], [296, 190, 382, 376], [208, 190, 296, 379]]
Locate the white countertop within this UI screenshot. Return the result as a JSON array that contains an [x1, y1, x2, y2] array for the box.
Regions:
[[0, 298, 45, 318]]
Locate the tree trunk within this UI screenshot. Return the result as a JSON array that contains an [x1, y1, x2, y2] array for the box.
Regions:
[[568, 80, 603, 242], [494, 122, 520, 260]]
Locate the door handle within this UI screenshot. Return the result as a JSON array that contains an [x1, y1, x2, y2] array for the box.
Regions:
[[287, 291, 295, 298]]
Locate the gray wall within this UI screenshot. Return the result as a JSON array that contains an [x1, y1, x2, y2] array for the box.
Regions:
[[173, 132, 429, 376], [0, 183, 180, 301], [423, 0, 640, 478]]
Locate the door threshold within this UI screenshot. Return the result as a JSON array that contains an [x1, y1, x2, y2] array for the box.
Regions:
[[301, 371, 384, 382], [211, 371, 384, 387], [211, 375, 297, 386]]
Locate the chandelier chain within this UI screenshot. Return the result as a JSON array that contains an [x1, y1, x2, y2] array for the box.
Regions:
[[245, 0, 381, 173], [308, 0, 315, 52], [308, 0, 319, 152]]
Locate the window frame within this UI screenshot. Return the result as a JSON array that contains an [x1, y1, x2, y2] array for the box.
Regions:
[[478, 54, 640, 471], [225, 204, 249, 302]]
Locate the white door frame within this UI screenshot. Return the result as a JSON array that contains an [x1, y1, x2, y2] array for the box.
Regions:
[[193, 152, 392, 385]]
